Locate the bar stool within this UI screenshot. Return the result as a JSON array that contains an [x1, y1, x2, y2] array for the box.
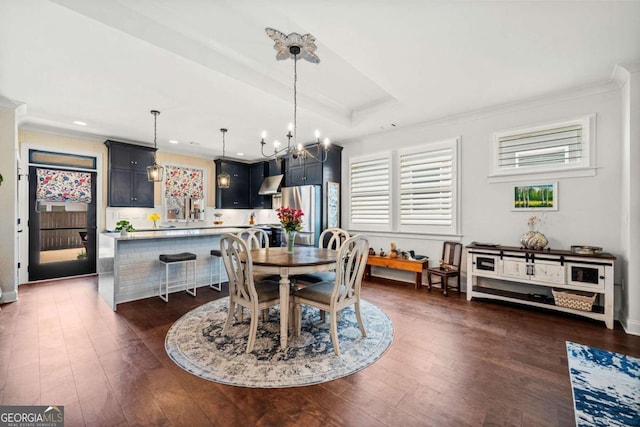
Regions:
[[209, 249, 222, 291], [159, 252, 197, 302]]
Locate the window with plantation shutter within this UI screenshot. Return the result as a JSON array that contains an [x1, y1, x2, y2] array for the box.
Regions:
[[349, 156, 390, 229], [398, 138, 458, 234], [400, 147, 453, 227], [492, 115, 594, 178]]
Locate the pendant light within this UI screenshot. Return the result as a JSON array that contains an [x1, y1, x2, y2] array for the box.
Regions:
[[147, 110, 164, 182], [217, 128, 230, 188]]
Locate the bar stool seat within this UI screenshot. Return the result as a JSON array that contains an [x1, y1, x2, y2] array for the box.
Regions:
[[210, 249, 223, 291], [159, 252, 197, 302]]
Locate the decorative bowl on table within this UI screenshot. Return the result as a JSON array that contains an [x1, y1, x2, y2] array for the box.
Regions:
[[570, 245, 603, 255]]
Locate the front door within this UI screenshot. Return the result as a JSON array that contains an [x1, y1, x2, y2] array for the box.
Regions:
[[28, 166, 97, 281]]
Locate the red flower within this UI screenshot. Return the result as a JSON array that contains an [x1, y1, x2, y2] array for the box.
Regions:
[[277, 206, 304, 232]]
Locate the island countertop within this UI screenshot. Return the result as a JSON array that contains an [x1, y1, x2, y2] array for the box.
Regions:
[[102, 226, 245, 241]]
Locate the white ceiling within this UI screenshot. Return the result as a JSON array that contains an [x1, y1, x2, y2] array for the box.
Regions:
[[1, 0, 639, 161]]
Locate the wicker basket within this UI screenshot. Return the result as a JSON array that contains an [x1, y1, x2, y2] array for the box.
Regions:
[[552, 289, 596, 312]]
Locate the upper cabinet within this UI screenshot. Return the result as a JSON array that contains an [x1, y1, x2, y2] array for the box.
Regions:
[[214, 159, 250, 208], [105, 140, 155, 207], [285, 144, 342, 187]]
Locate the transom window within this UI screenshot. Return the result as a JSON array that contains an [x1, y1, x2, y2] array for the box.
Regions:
[[491, 115, 594, 178]]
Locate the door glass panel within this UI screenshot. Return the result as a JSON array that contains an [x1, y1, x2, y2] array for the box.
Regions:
[[38, 201, 88, 264]]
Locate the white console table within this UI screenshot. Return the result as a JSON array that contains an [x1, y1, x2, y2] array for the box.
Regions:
[[466, 244, 615, 329]]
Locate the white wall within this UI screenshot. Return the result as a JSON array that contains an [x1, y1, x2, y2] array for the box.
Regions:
[[342, 84, 624, 295], [617, 64, 640, 335], [0, 101, 24, 303]]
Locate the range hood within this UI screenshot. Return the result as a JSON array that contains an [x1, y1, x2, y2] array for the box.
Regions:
[[258, 174, 284, 195]]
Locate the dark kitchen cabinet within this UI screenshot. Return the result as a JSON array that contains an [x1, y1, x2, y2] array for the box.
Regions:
[[285, 143, 342, 187], [215, 159, 250, 208], [105, 140, 156, 207], [249, 162, 271, 209]]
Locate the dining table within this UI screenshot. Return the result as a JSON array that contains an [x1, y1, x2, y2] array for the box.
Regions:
[[244, 246, 338, 349]]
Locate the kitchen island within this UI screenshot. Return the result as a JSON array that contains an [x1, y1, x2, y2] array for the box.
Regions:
[[98, 227, 244, 310]]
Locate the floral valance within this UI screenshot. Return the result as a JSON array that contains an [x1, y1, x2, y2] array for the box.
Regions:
[[36, 168, 92, 203], [164, 165, 204, 199]]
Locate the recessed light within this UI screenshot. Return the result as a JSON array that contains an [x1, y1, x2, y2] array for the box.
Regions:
[[169, 140, 179, 144], [236, 152, 244, 156], [73, 120, 87, 126]]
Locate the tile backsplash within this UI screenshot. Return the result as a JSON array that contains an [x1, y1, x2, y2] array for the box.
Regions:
[[105, 206, 279, 231]]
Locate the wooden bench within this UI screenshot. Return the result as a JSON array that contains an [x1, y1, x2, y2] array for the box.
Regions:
[[364, 255, 429, 289]]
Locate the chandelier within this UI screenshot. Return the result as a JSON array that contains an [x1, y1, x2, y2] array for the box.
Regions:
[[260, 28, 330, 162], [147, 110, 164, 182]]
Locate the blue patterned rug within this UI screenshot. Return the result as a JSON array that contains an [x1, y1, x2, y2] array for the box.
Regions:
[[566, 342, 640, 426], [165, 297, 394, 388]]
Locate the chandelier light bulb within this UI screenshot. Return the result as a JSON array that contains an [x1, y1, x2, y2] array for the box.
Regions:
[[273, 140, 281, 148], [323, 137, 330, 148], [261, 130, 267, 140], [288, 123, 294, 132]]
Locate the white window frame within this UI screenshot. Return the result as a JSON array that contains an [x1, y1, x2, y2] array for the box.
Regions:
[[490, 115, 596, 182], [396, 138, 459, 235], [161, 162, 208, 222], [348, 153, 392, 232], [347, 138, 460, 236]]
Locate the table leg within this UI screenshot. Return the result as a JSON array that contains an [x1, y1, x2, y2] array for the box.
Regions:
[[416, 272, 422, 289], [279, 267, 290, 349]]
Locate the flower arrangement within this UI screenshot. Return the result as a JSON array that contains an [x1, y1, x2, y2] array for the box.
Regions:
[[527, 215, 545, 231], [277, 206, 304, 232], [148, 213, 161, 228]]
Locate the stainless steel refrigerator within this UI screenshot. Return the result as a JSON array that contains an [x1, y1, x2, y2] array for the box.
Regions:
[[280, 185, 321, 246]]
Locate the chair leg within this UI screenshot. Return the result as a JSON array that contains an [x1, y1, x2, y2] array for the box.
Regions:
[[426, 272, 433, 291], [456, 274, 461, 293], [222, 301, 235, 334], [246, 308, 259, 353], [443, 276, 448, 296], [354, 301, 367, 337], [294, 303, 301, 336], [329, 310, 340, 356]]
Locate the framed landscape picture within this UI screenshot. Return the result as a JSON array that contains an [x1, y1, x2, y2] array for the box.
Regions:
[[512, 182, 557, 211]]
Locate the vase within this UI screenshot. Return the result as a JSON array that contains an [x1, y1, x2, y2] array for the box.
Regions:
[[120, 229, 128, 237], [153, 220, 158, 229], [520, 226, 548, 250], [286, 230, 296, 254]]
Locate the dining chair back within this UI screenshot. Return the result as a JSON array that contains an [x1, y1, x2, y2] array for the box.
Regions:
[[319, 227, 350, 250], [220, 233, 280, 353], [426, 241, 463, 296], [236, 228, 269, 249], [294, 227, 351, 286], [293, 235, 370, 355]]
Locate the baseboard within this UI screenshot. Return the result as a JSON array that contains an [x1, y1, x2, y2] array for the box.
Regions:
[[0, 289, 17, 304], [620, 314, 640, 336]]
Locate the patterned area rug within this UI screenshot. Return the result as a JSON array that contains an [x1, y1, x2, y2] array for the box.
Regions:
[[165, 297, 393, 388], [566, 342, 640, 427]]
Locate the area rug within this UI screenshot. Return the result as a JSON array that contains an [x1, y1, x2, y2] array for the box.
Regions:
[[165, 297, 393, 388], [566, 341, 640, 427]]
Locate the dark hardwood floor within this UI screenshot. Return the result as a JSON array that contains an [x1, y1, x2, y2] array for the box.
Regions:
[[1, 276, 638, 426]]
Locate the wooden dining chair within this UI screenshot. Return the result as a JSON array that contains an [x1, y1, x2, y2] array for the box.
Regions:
[[293, 235, 369, 356], [294, 227, 351, 286], [236, 228, 269, 250], [220, 233, 281, 353], [426, 241, 463, 296]]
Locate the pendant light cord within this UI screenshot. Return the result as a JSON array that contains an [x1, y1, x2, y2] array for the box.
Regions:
[[293, 53, 297, 147]]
